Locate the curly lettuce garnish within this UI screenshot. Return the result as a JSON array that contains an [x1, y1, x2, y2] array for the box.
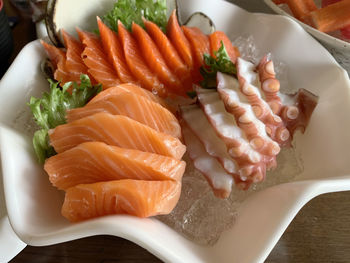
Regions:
[[200, 41, 237, 89], [28, 75, 101, 163], [103, 0, 167, 32]]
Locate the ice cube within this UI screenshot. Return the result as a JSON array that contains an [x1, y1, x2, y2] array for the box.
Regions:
[[181, 191, 238, 245], [232, 35, 260, 64], [158, 143, 303, 246]]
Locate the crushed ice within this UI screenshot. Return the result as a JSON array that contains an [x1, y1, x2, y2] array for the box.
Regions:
[[11, 85, 39, 136], [158, 36, 303, 246], [158, 147, 303, 246]]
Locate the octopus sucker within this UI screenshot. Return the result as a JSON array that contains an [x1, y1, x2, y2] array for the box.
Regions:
[[172, 53, 317, 198], [180, 104, 240, 174], [236, 58, 290, 148], [279, 88, 318, 137], [217, 72, 280, 158], [195, 86, 264, 165], [268, 100, 283, 115], [180, 104, 266, 184], [180, 53, 317, 197], [258, 55, 282, 105]]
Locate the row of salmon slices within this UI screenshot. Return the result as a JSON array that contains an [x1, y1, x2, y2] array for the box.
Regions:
[[39, 11, 243, 222], [41, 10, 239, 97], [44, 84, 187, 222]]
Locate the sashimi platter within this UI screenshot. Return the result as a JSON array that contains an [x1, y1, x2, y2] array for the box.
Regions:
[[1, 0, 350, 262]]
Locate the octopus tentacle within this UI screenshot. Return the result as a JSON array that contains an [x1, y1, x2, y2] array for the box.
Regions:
[[257, 55, 283, 113], [257, 55, 318, 139], [279, 89, 318, 137], [180, 104, 266, 183], [217, 72, 280, 167], [195, 86, 262, 166], [181, 120, 238, 198], [237, 57, 291, 147]]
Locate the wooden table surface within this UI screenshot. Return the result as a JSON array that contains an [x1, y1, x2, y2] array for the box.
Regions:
[[3, 0, 350, 262]]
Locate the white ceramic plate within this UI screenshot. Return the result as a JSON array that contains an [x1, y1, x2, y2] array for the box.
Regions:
[[1, 0, 350, 262], [264, 0, 350, 52], [0, 177, 26, 262]]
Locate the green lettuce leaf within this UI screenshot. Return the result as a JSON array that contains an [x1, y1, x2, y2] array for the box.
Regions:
[[28, 75, 101, 163], [200, 41, 237, 89], [103, 0, 167, 32]]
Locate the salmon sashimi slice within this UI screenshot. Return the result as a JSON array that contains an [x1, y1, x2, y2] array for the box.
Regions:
[[209, 31, 240, 64], [88, 83, 166, 107], [144, 19, 190, 80], [131, 22, 184, 96], [97, 17, 136, 84], [61, 179, 181, 221], [44, 141, 186, 190], [61, 29, 89, 75], [54, 67, 78, 85], [40, 40, 73, 84], [77, 29, 121, 89], [182, 26, 211, 83], [66, 92, 182, 138], [49, 112, 186, 159], [40, 40, 66, 69], [118, 21, 167, 97], [167, 10, 194, 69]]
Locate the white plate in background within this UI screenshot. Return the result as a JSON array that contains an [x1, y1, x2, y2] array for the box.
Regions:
[[1, 0, 350, 262], [264, 0, 350, 52]]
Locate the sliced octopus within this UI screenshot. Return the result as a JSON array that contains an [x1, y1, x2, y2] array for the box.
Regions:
[[180, 56, 318, 198]]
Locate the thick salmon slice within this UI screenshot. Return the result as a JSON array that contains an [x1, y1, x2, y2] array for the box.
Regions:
[[66, 92, 181, 138], [44, 141, 186, 190], [182, 26, 211, 83], [49, 112, 186, 159], [97, 17, 136, 84], [167, 10, 194, 69], [131, 22, 184, 96], [118, 21, 167, 97], [209, 31, 240, 64], [61, 179, 181, 221], [77, 29, 121, 89], [88, 83, 166, 107], [61, 29, 89, 75]]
